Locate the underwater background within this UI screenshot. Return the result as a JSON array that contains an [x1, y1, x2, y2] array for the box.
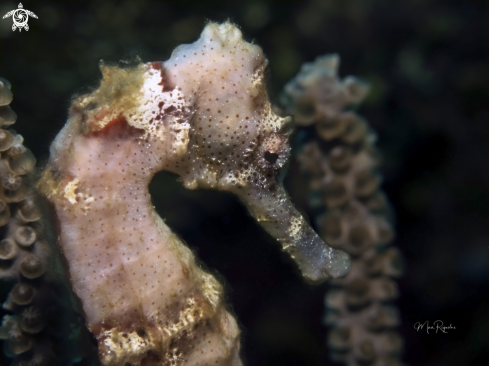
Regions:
[[0, 1, 487, 365]]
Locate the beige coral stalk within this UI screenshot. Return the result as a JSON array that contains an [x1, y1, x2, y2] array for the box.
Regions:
[[284, 54, 404, 366], [38, 22, 350, 365], [0, 78, 95, 365]]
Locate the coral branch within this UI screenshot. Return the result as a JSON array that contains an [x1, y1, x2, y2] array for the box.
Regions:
[[0, 78, 96, 365], [283, 54, 404, 366]]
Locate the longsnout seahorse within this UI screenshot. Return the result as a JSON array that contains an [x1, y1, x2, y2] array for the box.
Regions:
[[39, 21, 350, 365]]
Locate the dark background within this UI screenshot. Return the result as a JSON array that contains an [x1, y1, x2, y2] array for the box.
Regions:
[[1, 1, 487, 365]]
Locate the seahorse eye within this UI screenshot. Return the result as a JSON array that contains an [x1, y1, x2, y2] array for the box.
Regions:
[[256, 134, 290, 171], [264, 151, 279, 164]]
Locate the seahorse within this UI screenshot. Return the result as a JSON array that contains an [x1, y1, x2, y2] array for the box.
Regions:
[[37, 22, 350, 365]]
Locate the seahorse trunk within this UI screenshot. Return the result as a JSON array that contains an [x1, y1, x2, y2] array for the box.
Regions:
[[40, 111, 241, 365]]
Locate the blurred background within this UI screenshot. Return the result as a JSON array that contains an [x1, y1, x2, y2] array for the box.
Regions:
[[1, 1, 487, 365]]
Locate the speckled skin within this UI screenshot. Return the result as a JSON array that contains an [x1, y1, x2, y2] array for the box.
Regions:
[[39, 22, 349, 365]]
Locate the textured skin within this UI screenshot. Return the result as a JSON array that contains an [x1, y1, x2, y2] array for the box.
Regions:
[[38, 23, 349, 365]]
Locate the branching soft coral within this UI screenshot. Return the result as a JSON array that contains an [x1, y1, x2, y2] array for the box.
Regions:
[[283, 54, 404, 366]]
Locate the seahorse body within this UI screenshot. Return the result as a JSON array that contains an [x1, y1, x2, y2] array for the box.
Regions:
[[39, 22, 350, 365]]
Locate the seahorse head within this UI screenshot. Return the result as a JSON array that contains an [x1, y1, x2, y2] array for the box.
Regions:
[[159, 22, 350, 281], [49, 22, 350, 281]]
